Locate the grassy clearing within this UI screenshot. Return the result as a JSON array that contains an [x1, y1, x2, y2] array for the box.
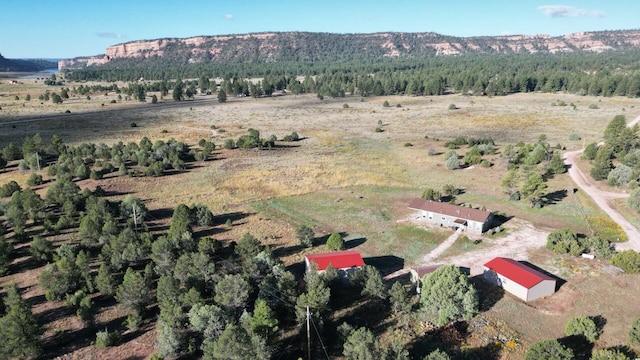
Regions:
[[267, 187, 449, 264]]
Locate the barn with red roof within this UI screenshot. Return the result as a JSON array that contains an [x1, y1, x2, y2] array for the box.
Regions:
[[304, 250, 365, 279], [482, 257, 556, 301]]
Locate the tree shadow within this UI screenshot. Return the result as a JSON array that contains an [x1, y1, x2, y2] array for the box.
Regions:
[[212, 211, 254, 226], [545, 189, 568, 205], [345, 237, 366, 249], [193, 225, 230, 238], [364, 255, 404, 277], [558, 334, 594, 360], [591, 314, 607, 339], [8, 254, 43, 274], [471, 275, 505, 312], [147, 207, 174, 220], [273, 243, 304, 258], [520, 261, 566, 291], [457, 342, 503, 360]]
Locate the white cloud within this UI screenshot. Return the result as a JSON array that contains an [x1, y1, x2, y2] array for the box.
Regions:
[[538, 5, 606, 18], [225, 14, 234, 20], [96, 32, 126, 39]]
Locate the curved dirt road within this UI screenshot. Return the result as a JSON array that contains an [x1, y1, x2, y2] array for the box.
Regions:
[[563, 115, 640, 251]]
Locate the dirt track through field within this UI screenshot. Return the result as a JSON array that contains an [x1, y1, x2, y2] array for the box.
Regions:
[[385, 218, 550, 279], [563, 115, 640, 251]]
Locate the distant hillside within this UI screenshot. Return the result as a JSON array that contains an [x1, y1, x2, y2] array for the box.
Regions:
[[59, 29, 640, 69], [0, 54, 58, 72]]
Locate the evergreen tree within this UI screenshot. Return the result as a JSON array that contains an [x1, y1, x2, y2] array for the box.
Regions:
[[420, 265, 478, 326], [521, 172, 548, 207], [214, 274, 250, 312], [116, 267, 150, 318], [0, 284, 43, 359], [389, 281, 411, 315], [203, 324, 270, 360], [248, 299, 279, 340], [591, 145, 614, 180], [548, 151, 566, 175], [95, 263, 117, 296], [342, 326, 383, 360], [0, 234, 11, 276], [168, 204, 193, 240], [217, 89, 227, 103]]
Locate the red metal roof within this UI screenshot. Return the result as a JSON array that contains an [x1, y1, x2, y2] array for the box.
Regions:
[[408, 198, 491, 223], [483, 257, 555, 289], [305, 250, 365, 271]]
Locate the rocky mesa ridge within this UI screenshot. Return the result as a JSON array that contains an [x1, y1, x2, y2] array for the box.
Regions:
[[58, 29, 640, 69]]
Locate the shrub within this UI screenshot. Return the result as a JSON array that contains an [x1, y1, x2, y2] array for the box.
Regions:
[[424, 349, 451, 360], [526, 339, 573, 360], [30, 236, 54, 263], [589, 103, 599, 109], [25, 173, 43, 187], [283, 131, 299, 142], [568, 133, 581, 141], [590, 349, 630, 360], [110, 99, 116, 103], [445, 156, 460, 170], [223, 138, 235, 150], [611, 250, 640, 272], [630, 317, 640, 346], [326, 233, 345, 251], [383, 100, 390, 107], [404, 142, 413, 147], [130, 122, 137, 127], [342, 103, 349, 109], [375, 127, 383, 133], [448, 104, 457, 110], [0, 180, 21, 197], [607, 164, 633, 186], [428, 148, 438, 156], [546, 228, 584, 256], [565, 316, 598, 342], [628, 188, 640, 212], [95, 329, 121, 348], [422, 188, 442, 201], [296, 225, 314, 248], [443, 150, 457, 160]]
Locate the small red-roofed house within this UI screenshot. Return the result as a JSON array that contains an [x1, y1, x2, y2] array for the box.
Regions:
[[483, 257, 556, 301], [304, 250, 365, 279]]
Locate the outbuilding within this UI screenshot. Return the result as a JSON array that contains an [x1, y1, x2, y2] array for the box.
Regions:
[[482, 257, 556, 301], [304, 250, 365, 279]]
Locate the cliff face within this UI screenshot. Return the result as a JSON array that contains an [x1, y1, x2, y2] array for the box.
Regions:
[[58, 29, 640, 69]]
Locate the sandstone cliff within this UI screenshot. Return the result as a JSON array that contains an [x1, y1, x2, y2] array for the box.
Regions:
[[58, 29, 640, 70]]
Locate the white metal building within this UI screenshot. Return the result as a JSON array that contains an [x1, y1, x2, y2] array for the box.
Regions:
[[482, 257, 556, 301]]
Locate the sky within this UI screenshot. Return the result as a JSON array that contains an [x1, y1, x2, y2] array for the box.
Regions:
[[2, 0, 638, 59]]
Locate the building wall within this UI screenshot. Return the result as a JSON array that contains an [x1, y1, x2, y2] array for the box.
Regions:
[[526, 280, 556, 301], [482, 268, 528, 301], [417, 210, 485, 235]]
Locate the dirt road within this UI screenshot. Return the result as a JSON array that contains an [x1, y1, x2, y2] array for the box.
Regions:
[[563, 115, 640, 251], [385, 218, 550, 279]]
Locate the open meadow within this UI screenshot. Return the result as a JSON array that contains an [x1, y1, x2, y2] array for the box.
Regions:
[[1, 76, 640, 359]]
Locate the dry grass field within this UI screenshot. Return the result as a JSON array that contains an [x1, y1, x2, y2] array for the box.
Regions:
[[1, 76, 640, 358]]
